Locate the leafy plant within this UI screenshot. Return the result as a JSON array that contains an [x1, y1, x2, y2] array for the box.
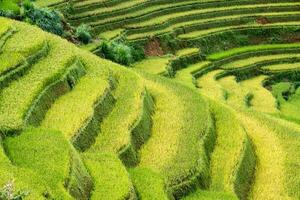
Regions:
[[23, 2, 64, 36], [75, 24, 92, 44], [244, 93, 254, 107], [65, 1, 75, 14], [98, 40, 113, 60], [160, 34, 179, 52], [0, 9, 16, 18], [0, 181, 29, 200], [110, 42, 133, 65], [97, 40, 144, 66]]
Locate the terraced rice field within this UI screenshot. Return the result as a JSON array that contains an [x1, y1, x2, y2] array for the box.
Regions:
[[0, 0, 300, 199]]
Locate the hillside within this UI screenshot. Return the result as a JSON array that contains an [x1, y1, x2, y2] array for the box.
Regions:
[[0, 0, 300, 200]]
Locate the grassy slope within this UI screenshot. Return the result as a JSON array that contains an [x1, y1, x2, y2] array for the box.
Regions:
[[173, 38, 299, 200], [208, 100, 255, 199], [0, 17, 137, 199], [138, 72, 213, 198], [129, 167, 170, 200], [133, 56, 170, 75], [218, 76, 278, 113]]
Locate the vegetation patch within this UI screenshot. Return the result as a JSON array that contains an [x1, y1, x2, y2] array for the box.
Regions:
[[96, 39, 145, 65], [129, 167, 170, 200], [83, 152, 136, 200]]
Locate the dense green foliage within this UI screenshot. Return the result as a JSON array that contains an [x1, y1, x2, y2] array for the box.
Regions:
[[97, 40, 144, 65], [23, 3, 64, 36], [75, 24, 92, 44]]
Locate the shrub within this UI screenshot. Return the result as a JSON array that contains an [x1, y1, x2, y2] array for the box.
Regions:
[[0, 181, 29, 200], [75, 24, 92, 44], [23, 3, 64, 36], [97, 40, 144, 66], [131, 44, 145, 61], [110, 42, 133, 65], [244, 93, 254, 107], [0, 9, 16, 18], [21, 0, 34, 11], [160, 34, 179, 52], [236, 34, 249, 46], [65, 1, 75, 14], [98, 40, 113, 60]]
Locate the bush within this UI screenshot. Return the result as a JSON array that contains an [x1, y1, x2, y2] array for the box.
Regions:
[[160, 34, 179, 52], [0, 9, 16, 18], [131, 44, 145, 61], [110, 42, 133, 65], [23, 3, 64, 36], [97, 40, 145, 66], [0, 181, 29, 200], [65, 1, 75, 14], [98, 40, 113, 60], [75, 24, 92, 44]]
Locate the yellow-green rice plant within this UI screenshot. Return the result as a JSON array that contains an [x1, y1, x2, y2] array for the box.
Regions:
[[0, 18, 11, 36], [99, 28, 124, 40], [208, 43, 300, 61], [129, 167, 171, 200], [275, 87, 300, 122], [24, 58, 87, 127], [0, 42, 49, 90], [89, 67, 149, 166], [3, 22, 47, 57], [178, 21, 300, 39], [83, 152, 137, 200], [41, 69, 114, 151], [222, 54, 300, 69], [133, 56, 171, 75], [249, 112, 300, 199], [34, 0, 67, 7], [0, 28, 78, 134], [176, 48, 199, 57], [261, 62, 300, 71], [137, 73, 214, 198], [73, 0, 146, 19], [182, 189, 237, 200], [237, 112, 289, 200], [85, 1, 201, 27], [128, 6, 300, 40], [217, 75, 278, 113], [131, 2, 300, 28], [208, 99, 255, 199], [3, 128, 93, 199], [175, 61, 211, 88], [0, 21, 49, 90], [0, 52, 25, 75], [239, 76, 278, 113], [197, 70, 227, 101], [218, 76, 249, 110]]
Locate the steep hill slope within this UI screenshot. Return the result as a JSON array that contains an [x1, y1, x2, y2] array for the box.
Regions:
[[0, 18, 213, 199]]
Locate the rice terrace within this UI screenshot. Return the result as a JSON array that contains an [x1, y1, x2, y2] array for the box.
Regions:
[[0, 0, 300, 199]]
